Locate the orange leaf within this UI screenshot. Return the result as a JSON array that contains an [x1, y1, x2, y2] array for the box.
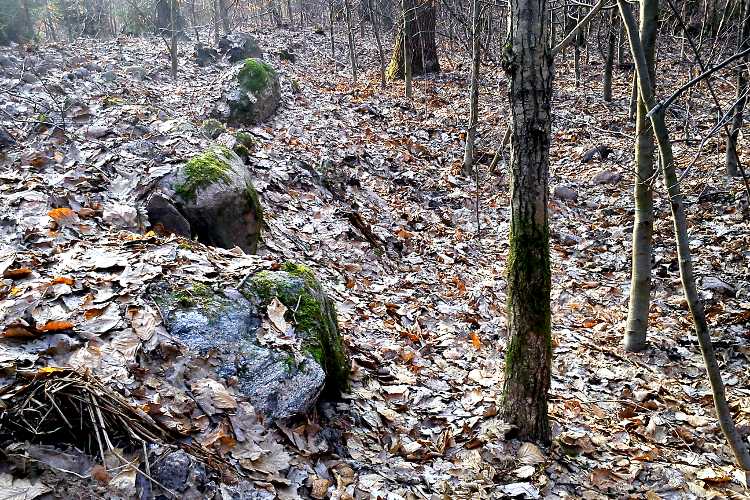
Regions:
[[38, 320, 74, 332], [3, 325, 36, 338], [84, 307, 105, 320], [3, 267, 32, 279], [582, 318, 599, 328], [49, 276, 74, 285], [47, 207, 77, 222], [470, 332, 482, 350]]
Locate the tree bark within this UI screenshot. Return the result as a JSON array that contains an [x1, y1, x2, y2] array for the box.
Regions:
[[219, 0, 230, 34], [726, 0, 750, 177], [625, 0, 658, 352], [344, 0, 358, 84], [501, 0, 553, 444], [619, 0, 750, 471], [386, 0, 440, 80], [603, 7, 617, 102], [463, 0, 481, 175]]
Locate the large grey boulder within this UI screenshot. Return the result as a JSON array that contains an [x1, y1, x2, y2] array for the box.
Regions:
[[218, 33, 263, 63], [146, 145, 263, 253], [152, 263, 349, 419], [214, 59, 281, 125]]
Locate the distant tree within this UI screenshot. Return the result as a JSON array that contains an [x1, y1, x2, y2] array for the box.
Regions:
[[0, 0, 35, 43], [501, 0, 553, 443], [386, 0, 440, 80]]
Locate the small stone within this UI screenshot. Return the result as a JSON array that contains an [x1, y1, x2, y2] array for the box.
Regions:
[[154, 450, 192, 492], [553, 185, 578, 201], [102, 70, 117, 82], [703, 276, 736, 297], [591, 170, 622, 185], [74, 67, 90, 78], [559, 233, 581, 246], [85, 125, 109, 139]]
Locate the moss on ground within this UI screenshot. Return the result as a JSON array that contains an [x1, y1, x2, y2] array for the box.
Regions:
[[238, 58, 274, 93], [242, 264, 349, 394], [174, 145, 235, 202]]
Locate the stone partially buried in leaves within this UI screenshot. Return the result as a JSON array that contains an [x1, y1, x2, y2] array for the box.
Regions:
[[153, 282, 324, 419], [168, 145, 263, 253], [241, 262, 350, 396], [152, 266, 349, 419], [216, 58, 281, 125]]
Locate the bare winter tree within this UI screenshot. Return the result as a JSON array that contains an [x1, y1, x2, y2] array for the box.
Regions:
[[501, 0, 553, 443], [624, 0, 657, 353]]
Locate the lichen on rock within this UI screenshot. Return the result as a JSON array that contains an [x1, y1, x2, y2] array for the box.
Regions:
[[242, 262, 350, 395]]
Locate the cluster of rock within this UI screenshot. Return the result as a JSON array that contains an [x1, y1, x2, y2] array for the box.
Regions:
[[144, 35, 347, 425]]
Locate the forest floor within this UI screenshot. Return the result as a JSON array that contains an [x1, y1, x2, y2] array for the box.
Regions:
[[1, 24, 750, 499]]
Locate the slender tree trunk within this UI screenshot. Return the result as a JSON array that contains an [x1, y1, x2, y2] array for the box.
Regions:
[[329, 0, 335, 58], [219, 0, 230, 34], [725, 0, 750, 177], [369, 0, 386, 88], [170, 0, 178, 80], [619, 0, 750, 471], [344, 0, 358, 84], [502, 0, 553, 444], [603, 7, 617, 101], [213, 0, 220, 44], [463, 0, 481, 175], [624, 0, 658, 353], [402, 0, 413, 97]]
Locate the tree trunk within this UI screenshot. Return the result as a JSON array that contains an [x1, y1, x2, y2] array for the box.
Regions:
[[463, 0, 481, 175], [402, 0, 413, 97], [170, 0, 178, 79], [344, 0, 358, 84], [619, 0, 750, 472], [368, 0, 386, 88], [219, 0, 230, 34], [603, 7, 617, 101], [386, 0, 440, 80], [502, 0, 553, 444], [624, 0, 658, 352], [725, 0, 750, 177]]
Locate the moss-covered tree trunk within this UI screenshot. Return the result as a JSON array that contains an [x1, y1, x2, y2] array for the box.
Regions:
[[624, 0, 657, 353], [386, 0, 440, 80], [501, 0, 553, 444]]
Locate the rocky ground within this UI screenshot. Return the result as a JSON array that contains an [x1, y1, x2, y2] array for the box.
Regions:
[[1, 24, 750, 499]]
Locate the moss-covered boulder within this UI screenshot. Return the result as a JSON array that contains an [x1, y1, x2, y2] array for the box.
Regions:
[[151, 265, 349, 418], [151, 282, 325, 420], [214, 58, 281, 125], [240, 262, 350, 395], [146, 145, 263, 253]]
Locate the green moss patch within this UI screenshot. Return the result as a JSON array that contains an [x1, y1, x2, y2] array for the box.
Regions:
[[238, 58, 274, 93], [175, 145, 235, 202], [242, 264, 349, 394]]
